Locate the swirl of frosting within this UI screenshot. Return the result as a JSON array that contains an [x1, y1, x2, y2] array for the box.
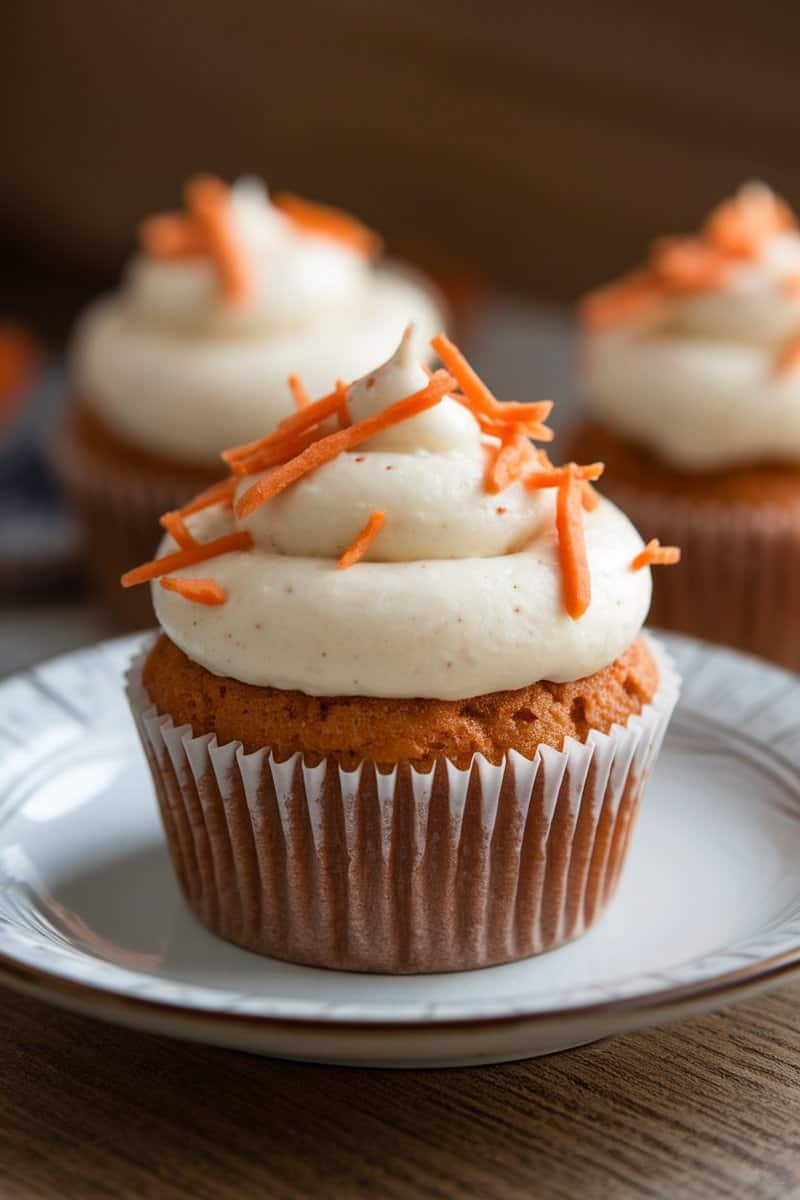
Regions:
[[148, 330, 652, 698], [72, 177, 444, 466], [580, 183, 800, 471]]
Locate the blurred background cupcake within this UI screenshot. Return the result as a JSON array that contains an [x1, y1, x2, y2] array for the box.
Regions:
[[571, 183, 800, 669], [56, 174, 445, 630]]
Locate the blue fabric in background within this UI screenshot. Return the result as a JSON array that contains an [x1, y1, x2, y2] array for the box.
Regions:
[[0, 367, 79, 593]]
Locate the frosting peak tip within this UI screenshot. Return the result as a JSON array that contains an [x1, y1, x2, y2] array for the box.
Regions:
[[393, 322, 419, 368]]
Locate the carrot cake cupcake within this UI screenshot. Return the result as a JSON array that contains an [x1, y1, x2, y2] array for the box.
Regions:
[[123, 328, 679, 973], [56, 175, 445, 629], [572, 182, 800, 668]]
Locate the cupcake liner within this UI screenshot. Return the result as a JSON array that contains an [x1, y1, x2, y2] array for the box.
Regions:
[[51, 412, 220, 632], [125, 637, 679, 974], [599, 480, 800, 672]]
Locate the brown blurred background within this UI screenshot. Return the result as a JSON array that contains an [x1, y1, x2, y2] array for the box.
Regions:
[[2, 0, 800, 341]]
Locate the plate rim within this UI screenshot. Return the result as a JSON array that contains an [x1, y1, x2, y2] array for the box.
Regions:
[[2, 931, 800, 1039], [1, 628, 800, 1043]]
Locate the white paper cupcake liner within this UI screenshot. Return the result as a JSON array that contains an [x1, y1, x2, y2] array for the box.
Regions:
[[125, 635, 679, 974], [52, 408, 220, 631], [600, 481, 800, 672]]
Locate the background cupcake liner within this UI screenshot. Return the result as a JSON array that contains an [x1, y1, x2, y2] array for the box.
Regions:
[[599, 481, 800, 672], [126, 636, 678, 974], [52, 414, 219, 632]]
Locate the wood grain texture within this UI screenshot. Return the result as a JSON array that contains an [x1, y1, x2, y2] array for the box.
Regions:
[[3, 983, 800, 1199]]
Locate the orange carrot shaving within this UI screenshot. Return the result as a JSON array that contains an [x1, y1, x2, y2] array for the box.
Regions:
[[140, 214, 204, 259], [160, 577, 228, 605], [469, 407, 554, 442], [335, 379, 351, 428], [705, 187, 795, 260], [274, 192, 382, 259], [776, 333, 800, 375], [121, 532, 253, 588], [484, 430, 537, 494], [783, 275, 800, 298], [556, 467, 591, 621], [631, 539, 681, 570], [185, 175, 251, 302], [581, 481, 601, 511], [223, 381, 351, 470], [432, 334, 553, 437], [159, 511, 197, 549], [577, 271, 664, 330], [236, 372, 454, 517], [229, 428, 326, 477], [177, 477, 237, 517], [337, 510, 386, 569], [651, 237, 729, 293], [524, 462, 604, 490], [288, 373, 310, 410], [432, 333, 496, 417]]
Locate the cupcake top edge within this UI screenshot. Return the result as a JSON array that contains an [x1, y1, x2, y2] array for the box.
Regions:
[[122, 329, 677, 699], [70, 174, 446, 467], [579, 182, 800, 472]]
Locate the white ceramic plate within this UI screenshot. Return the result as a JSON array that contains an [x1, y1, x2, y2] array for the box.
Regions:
[[0, 632, 799, 1068]]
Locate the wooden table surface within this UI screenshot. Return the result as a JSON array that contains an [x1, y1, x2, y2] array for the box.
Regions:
[[3, 980, 800, 1199]]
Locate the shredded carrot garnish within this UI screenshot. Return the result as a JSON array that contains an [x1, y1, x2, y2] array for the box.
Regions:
[[524, 462, 604, 490], [484, 430, 537, 494], [140, 214, 204, 259], [431, 334, 553, 437], [177, 477, 237, 516], [230, 428, 325, 478], [556, 467, 591, 621], [631, 539, 681, 570], [236, 372, 454, 517], [288, 373, 310, 410], [783, 275, 800, 298], [472, 409, 554, 442], [160, 577, 228, 605], [776, 333, 800, 375], [705, 187, 795, 260], [335, 379, 352, 428], [578, 270, 664, 330], [185, 176, 251, 302], [223, 381, 351, 471], [431, 333, 496, 418], [651, 237, 729, 293], [274, 192, 382, 259], [159, 511, 197, 550], [337, 510, 386, 569], [121, 532, 253, 588], [581, 482, 601, 511], [580, 187, 799, 330]]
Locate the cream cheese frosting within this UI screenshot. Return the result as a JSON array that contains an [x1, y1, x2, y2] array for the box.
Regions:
[[150, 331, 652, 698], [581, 183, 800, 471], [72, 178, 444, 466]]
